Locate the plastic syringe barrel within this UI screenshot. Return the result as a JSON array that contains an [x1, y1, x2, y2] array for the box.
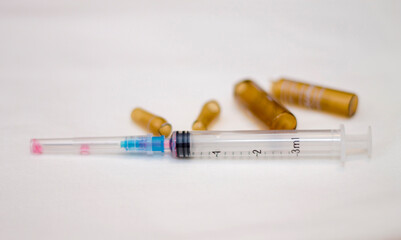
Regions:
[[170, 125, 371, 160], [31, 126, 371, 160]]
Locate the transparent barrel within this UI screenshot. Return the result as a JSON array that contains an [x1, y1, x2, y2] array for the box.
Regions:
[[171, 125, 371, 160], [31, 135, 166, 155]]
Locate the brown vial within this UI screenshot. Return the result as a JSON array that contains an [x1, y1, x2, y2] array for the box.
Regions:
[[131, 108, 172, 137], [234, 80, 297, 130], [271, 78, 358, 117], [192, 100, 221, 130]]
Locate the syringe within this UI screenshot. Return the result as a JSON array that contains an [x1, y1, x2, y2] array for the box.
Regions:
[[31, 125, 371, 160]]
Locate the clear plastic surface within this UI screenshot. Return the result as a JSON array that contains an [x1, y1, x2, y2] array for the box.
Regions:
[[31, 135, 166, 155], [32, 126, 371, 160], [173, 125, 371, 160]]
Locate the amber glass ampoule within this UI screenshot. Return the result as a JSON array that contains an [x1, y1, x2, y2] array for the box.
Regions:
[[131, 108, 172, 137], [192, 100, 221, 130], [234, 80, 297, 130], [271, 78, 358, 117]]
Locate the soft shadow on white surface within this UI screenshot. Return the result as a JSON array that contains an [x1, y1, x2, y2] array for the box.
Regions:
[[1, 1, 401, 239]]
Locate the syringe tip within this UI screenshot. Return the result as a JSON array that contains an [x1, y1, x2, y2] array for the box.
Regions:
[[30, 139, 43, 154]]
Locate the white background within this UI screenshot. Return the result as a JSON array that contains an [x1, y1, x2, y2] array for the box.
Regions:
[[1, 0, 400, 239]]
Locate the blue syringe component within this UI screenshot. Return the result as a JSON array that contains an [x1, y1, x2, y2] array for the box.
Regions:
[[120, 135, 165, 153]]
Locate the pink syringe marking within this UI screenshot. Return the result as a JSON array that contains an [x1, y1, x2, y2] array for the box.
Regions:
[[80, 144, 90, 155], [31, 139, 43, 154]]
